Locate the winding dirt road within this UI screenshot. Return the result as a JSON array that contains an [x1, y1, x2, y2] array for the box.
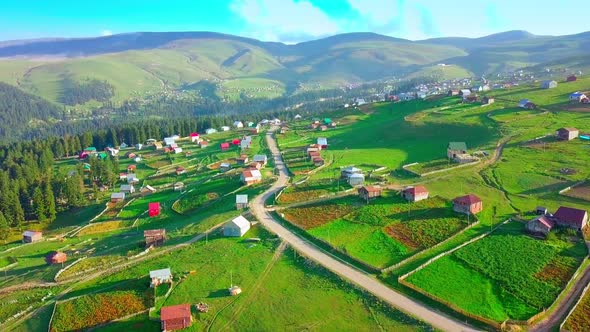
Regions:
[[250, 127, 478, 332]]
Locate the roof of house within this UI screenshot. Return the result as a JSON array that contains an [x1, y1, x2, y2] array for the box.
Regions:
[[243, 169, 262, 178], [236, 194, 248, 204], [554, 206, 587, 226], [342, 166, 362, 173], [558, 127, 579, 132], [448, 142, 467, 150], [174, 182, 184, 187], [120, 184, 134, 190], [149, 202, 160, 208], [149, 268, 172, 279], [453, 194, 482, 205], [350, 173, 365, 179], [143, 185, 156, 192], [230, 215, 250, 229], [111, 192, 126, 199], [317, 137, 328, 145], [403, 185, 428, 195], [361, 186, 382, 193], [176, 167, 185, 171], [23, 230, 42, 237], [253, 155, 267, 162], [189, 132, 199, 137], [220, 162, 231, 167], [144, 229, 165, 236], [534, 216, 555, 229], [220, 142, 230, 148], [161, 304, 191, 321]]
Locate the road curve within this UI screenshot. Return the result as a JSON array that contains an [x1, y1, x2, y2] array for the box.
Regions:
[[250, 127, 478, 332]]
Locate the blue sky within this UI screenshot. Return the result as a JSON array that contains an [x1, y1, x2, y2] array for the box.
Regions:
[[0, 0, 587, 42]]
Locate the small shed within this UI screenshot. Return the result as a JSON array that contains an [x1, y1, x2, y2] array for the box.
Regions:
[[221, 126, 230, 132], [144, 229, 166, 247], [23, 231, 43, 243], [120, 185, 135, 194], [149, 202, 161, 217], [535, 206, 548, 215], [556, 127, 579, 141], [205, 128, 217, 134], [236, 194, 248, 209], [402, 186, 429, 202], [46, 251, 67, 265], [173, 147, 183, 154], [220, 163, 231, 172], [224, 216, 251, 237], [541, 80, 558, 89], [232, 139, 241, 145], [234, 121, 244, 128], [229, 285, 242, 296], [526, 216, 554, 236], [135, 143, 143, 150], [149, 268, 172, 287], [199, 140, 209, 148], [348, 173, 365, 186], [161, 304, 192, 331], [140, 185, 157, 196], [481, 97, 495, 105], [317, 137, 328, 148], [236, 155, 249, 165], [341, 166, 362, 179]]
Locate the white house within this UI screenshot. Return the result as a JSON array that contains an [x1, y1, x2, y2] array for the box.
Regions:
[[119, 142, 128, 149], [294, 114, 302, 120], [107, 147, 119, 157], [135, 143, 143, 150], [460, 89, 472, 97], [241, 169, 262, 185], [173, 147, 183, 154], [260, 119, 269, 125], [149, 268, 172, 287], [317, 137, 328, 147], [120, 185, 135, 194], [205, 128, 217, 134], [253, 155, 268, 165], [236, 194, 248, 209], [224, 216, 251, 237], [240, 137, 252, 149], [221, 126, 230, 132], [234, 121, 244, 128], [134, 157, 142, 163], [127, 173, 139, 184]]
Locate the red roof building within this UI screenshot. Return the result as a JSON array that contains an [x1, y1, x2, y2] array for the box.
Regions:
[[402, 186, 429, 202], [149, 202, 161, 217], [46, 251, 67, 265], [220, 142, 230, 150], [554, 207, 588, 230], [567, 75, 577, 82], [232, 139, 241, 145], [452, 194, 483, 215], [127, 165, 137, 172], [161, 304, 192, 331], [358, 186, 383, 201], [176, 167, 186, 175], [526, 216, 555, 236]]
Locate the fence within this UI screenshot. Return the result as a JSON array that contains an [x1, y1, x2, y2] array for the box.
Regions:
[[401, 160, 480, 178], [54, 257, 87, 281], [560, 269, 590, 331]]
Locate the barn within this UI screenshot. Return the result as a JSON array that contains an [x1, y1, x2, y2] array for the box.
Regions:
[[224, 216, 251, 237]]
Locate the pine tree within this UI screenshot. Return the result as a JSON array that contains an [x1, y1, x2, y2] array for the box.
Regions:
[[44, 181, 56, 221], [0, 212, 9, 242], [32, 187, 47, 222]]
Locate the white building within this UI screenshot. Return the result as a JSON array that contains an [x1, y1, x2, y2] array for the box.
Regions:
[[221, 126, 230, 132], [224, 216, 251, 237], [205, 128, 217, 134], [149, 268, 172, 287], [348, 173, 365, 186], [234, 121, 244, 128], [120, 185, 135, 194], [164, 137, 176, 146]]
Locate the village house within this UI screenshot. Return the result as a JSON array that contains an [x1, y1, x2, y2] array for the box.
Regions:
[[253, 155, 268, 166], [554, 206, 588, 230], [348, 173, 365, 186], [569, 92, 587, 102], [140, 185, 157, 196], [241, 170, 262, 185], [127, 152, 137, 159], [120, 185, 135, 194], [135, 143, 143, 150], [463, 95, 478, 103], [205, 128, 217, 135], [23, 231, 43, 243], [154, 142, 164, 150], [234, 121, 244, 129], [144, 229, 166, 247], [127, 164, 137, 172], [280, 126, 289, 134], [518, 99, 536, 109], [219, 162, 231, 172], [236, 155, 249, 165], [536, 206, 548, 215], [190, 132, 200, 142], [249, 162, 262, 170], [199, 140, 209, 148], [224, 216, 251, 237], [240, 136, 252, 149], [526, 215, 555, 236], [164, 137, 176, 146], [556, 127, 579, 141], [46, 251, 67, 265], [447, 142, 467, 159], [173, 147, 183, 154], [161, 304, 192, 331], [341, 166, 362, 179], [452, 194, 483, 215], [402, 186, 429, 202], [481, 96, 495, 105], [317, 137, 328, 148], [541, 80, 558, 89], [294, 114, 302, 120], [127, 174, 139, 184], [150, 268, 172, 287], [448, 89, 460, 96], [310, 123, 320, 129], [319, 125, 328, 131], [459, 89, 472, 97], [149, 202, 161, 217], [236, 194, 248, 209], [567, 75, 577, 82], [313, 157, 325, 166], [176, 167, 186, 175], [119, 142, 128, 149], [111, 192, 126, 203], [221, 126, 230, 132], [220, 142, 230, 151], [173, 182, 185, 191], [358, 186, 383, 201]]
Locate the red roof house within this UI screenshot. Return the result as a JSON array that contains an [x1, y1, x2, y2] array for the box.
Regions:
[[402, 186, 429, 202], [176, 167, 186, 175], [46, 251, 67, 265], [127, 164, 137, 172], [554, 207, 588, 230], [220, 142, 230, 150], [199, 140, 209, 148], [567, 75, 577, 82], [452, 194, 483, 215], [149, 202, 161, 217], [161, 304, 192, 331], [232, 139, 241, 145], [526, 216, 555, 236], [358, 186, 383, 201]]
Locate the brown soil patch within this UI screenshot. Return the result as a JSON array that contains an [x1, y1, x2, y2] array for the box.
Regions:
[[383, 223, 419, 249], [282, 204, 356, 229], [535, 257, 577, 287], [563, 183, 590, 202]]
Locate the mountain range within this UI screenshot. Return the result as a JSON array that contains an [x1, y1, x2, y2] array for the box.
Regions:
[[0, 30, 589, 108]]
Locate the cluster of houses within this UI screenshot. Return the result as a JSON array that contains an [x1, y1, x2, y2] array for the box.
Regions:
[[239, 154, 267, 185], [341, 166, 365, 186], [306, 139, 327, 167], [526, 206, 588, 236], [310, 118, 337, 131]]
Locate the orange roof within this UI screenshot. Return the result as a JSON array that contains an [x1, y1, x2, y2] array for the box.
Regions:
[[454, 194, 482, 205], [161, 304, 191, 321], [362, 186, 382, 193], [404, 185, 428, 195]]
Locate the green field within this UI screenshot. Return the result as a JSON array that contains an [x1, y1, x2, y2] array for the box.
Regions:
[[406, 222, 587, 321]]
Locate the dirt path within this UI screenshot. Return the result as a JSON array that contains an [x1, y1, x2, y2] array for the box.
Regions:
[[529, 263, 590, 332], [249, 127, 478, 332]]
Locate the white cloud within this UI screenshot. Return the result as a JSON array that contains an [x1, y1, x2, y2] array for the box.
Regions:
[[347, 0, 401, 26], [101, 30, 113, 36], [230, 0, 340, 42]]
